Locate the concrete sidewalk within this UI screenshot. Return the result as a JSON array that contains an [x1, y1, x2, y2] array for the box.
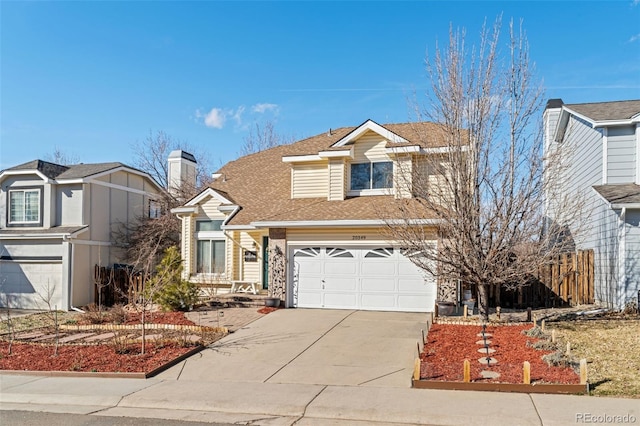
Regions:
[[1, 374, 638, 425]]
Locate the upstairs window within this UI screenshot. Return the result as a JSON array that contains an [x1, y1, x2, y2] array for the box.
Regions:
[[349, 161, 393, 194], [9, 189, 41, 224], [196, 220, 223, 232]]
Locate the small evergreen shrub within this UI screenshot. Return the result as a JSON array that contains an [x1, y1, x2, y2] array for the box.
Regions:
[[155, 279, 199, 311]]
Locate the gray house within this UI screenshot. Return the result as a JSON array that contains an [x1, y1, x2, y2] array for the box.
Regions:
[[544, 99, 640, 309], [0, 160, 165, 310]]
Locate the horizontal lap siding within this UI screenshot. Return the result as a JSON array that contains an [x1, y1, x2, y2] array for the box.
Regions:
[[607, 126, 636, 183], [197, 196, 227, 220], [624, 210, 640, 305], [352, 131, 389, 162], [328, 159, 345, 200], [239, 231, 262, 282], [556, 116, 620, 307], [291, 162, 328, 198]]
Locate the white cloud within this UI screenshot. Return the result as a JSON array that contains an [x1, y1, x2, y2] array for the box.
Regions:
[[629, 33, 640, 43], [252, 103, 279, 114], [203, 108, 226, 129]]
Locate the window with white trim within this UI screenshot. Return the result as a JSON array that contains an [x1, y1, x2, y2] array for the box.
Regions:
[[9, 189, 41, 224], [196, 240, 226, 275], [349, 161, 393, 194], [195, 219, 226, 276]]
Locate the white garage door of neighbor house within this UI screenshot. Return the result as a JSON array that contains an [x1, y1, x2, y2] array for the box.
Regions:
[[291, 246, 435, 312], [2, 262, 64, 309]]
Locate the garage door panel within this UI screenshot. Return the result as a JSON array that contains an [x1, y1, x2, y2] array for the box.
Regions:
[[297, 291, 322, 307], [295, 259, 322, 274], [361, 262, 395, 276], [323, 260, 357, 275], [361, 278, 396, 292], [324, 277, 357, 291], [360, 294, 397, 310], [297, 276, 323, 290], [323, 292, 358, 308]]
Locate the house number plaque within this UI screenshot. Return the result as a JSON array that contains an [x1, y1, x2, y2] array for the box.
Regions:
[[352, 235, 366, 240]]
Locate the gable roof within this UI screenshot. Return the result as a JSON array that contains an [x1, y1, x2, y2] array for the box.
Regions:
[[4, 160, 70, 179], [1, 160, 162, 191], [565, 100, 640, 122], [207, 121, 445, 226]]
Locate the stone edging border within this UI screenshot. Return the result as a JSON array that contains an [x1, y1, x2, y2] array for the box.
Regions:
[[59, 323, 228, 333]]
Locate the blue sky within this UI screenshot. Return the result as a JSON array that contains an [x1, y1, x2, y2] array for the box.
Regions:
[[1, 1, 639, 172]]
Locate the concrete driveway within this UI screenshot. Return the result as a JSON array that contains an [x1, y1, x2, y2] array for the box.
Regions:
[[158, 309, 429, 388]]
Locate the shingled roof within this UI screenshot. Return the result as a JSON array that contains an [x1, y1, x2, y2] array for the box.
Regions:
[[209, 121, 444, 226], [593, 184, 640, 205], [2, 160, 153, 182], [565, 100, 640, 122]]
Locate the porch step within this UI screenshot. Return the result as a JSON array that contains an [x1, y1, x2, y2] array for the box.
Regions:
[[204, 293, 272, 308]]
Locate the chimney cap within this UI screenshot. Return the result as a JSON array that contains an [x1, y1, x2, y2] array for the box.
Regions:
[[545, 99, 564, 110], [168, 150, 197, 163]]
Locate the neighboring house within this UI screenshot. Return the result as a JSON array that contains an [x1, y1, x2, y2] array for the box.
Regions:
[[173, 119, 452, 313], [0, 160, 165, 310], [544, 99, 640, 310]]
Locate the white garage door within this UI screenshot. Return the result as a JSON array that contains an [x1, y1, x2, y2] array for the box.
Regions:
[[1, 262, 64, 309], [291, 246, 435, 312]]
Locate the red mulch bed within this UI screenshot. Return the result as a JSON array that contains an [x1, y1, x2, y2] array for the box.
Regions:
[[420, 324, 579, 384], [1, 311, 199, 373], [257, 307, 281, 314], [0, 342, 193, 373]]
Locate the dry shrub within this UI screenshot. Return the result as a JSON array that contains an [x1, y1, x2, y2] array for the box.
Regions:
[[108, 304, 127, 324]]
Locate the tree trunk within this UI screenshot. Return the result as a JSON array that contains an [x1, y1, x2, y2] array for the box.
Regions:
[[477, 283, 490, 322]]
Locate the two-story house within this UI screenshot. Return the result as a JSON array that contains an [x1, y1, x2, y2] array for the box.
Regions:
[[544, 99, 640, 310], [173, 120, 453, 313], [0, 160, 165, 310]]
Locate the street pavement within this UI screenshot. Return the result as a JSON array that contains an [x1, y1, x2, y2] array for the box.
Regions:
[[1, 309, 638, 425]]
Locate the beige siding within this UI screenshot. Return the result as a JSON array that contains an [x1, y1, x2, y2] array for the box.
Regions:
[[197, 195, 227, 220], [291, 162, 328, 198], [393, 155, 413, 198], [352, 131, 390, 162], [328, 159, 345, 201], [239, 231, 262, 282], [229, 231, 239, 280]]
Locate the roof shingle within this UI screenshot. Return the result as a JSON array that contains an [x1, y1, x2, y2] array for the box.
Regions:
[[209, 121, 445, 226], [593, 184, 640, 205], [565, 100, 640, 122]]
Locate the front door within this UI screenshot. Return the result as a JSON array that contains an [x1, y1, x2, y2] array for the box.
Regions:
[[262, 236, 269, 290]]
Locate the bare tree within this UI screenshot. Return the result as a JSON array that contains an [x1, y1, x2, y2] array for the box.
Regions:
[[131, 130, 213, 197], [115, 131, 214, 274], [44, 147, 80, 165], [239, 121, 296, 156], [384, 17, 584, 320]]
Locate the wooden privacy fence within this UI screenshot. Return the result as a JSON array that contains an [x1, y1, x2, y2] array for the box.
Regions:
[[94, 265, 146, 307], [493, 249, 595, 308]]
